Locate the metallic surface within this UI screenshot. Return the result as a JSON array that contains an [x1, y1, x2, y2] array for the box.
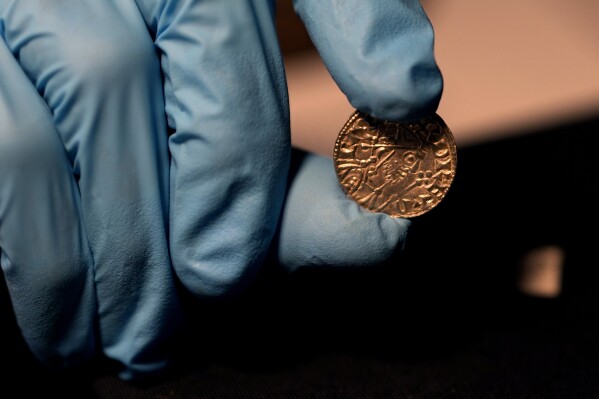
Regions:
[[333, 111, 457, 218]]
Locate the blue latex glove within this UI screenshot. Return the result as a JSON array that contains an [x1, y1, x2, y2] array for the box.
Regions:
[[133, 0, 442, 284], [0, 0, 441, 380], [0, 1, 181, 380]]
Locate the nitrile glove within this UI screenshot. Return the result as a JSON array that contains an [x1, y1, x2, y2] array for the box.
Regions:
[[133, 0, 442, 289], [0, 1, 182, 381], [0, 0, 441, 381]]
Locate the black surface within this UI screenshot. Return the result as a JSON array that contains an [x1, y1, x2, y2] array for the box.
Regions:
[[2, 115, 599, 398]]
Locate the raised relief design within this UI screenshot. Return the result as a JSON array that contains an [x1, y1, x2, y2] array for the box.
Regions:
[[334, 111, 457, 218]]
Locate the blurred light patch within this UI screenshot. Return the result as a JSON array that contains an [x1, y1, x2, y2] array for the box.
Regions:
[[517, 246, 565, 298]]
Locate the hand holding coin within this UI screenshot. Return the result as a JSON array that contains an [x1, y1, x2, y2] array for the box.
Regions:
[[333, 111, 457, 218]]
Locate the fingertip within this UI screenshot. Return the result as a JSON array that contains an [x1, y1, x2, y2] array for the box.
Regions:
[[293, 0, 443, 121], [346, 55, 443, 122], [170, 228, 266, 298], [278, 151, 411, 271]]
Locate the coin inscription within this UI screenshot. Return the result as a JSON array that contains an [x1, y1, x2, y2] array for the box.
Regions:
[[333, 111, 457, 218]]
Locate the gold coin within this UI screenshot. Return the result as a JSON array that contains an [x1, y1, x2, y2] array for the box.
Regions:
[[333, 110, 457, 218]]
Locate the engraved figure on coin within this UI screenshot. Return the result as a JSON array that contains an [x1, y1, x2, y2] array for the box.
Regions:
[[365, 121, 428, 215]]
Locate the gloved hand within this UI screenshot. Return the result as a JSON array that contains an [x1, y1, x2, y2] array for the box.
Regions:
[[133, 0, 442, 283], [0, 0, 442, 381], [0, 1, 182, 381]]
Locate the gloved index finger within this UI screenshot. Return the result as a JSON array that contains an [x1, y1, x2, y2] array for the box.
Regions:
[[292, 0, 443, 122], [140, 0, 290, 297]]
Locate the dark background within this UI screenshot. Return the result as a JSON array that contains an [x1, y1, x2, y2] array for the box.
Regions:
[[2, 1, 599, 397]]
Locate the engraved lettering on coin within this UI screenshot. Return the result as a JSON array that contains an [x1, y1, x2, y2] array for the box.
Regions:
[[333, 111, 457, 218]]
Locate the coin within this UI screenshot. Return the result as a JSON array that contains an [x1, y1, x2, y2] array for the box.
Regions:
[[333, 110, 457, 218]]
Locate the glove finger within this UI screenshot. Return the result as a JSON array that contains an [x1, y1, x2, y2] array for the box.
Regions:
[[0, 2, 182, 380], [277, 150, 410, 271], [0, 38, 96, 368], [145, 0, 290, 297], [292, 0, 443, 121]]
